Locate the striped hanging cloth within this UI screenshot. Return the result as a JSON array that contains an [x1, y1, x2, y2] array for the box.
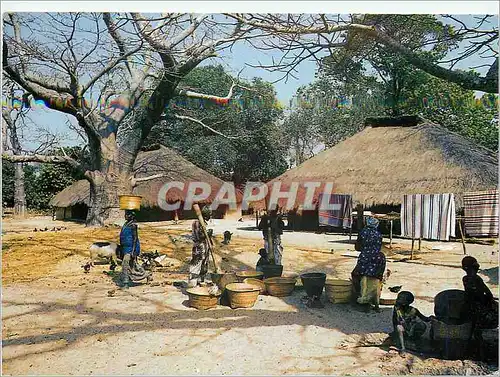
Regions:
[[463, 190, 499, 237], [401, 194, 456, 241], [318, 194, 353, 229]]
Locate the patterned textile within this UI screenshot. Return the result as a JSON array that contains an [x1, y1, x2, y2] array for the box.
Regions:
[[401, 194, 456, 241], [463, 190, 499, 237], [264, 235, 283, 265], [189, 220, 210, 277], [357, 276, 382, 306], [355, 227, 385, 278], [318, 194, 353, 229], [120, 220, 141, 256]]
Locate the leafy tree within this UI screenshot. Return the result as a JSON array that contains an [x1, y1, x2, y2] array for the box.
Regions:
[[147, 65, 288, 184], [20, 147, 90, 211], [2, 161, 15, 207]]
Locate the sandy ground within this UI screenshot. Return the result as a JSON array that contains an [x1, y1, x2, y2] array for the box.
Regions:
[[2, 216, 499, 375]]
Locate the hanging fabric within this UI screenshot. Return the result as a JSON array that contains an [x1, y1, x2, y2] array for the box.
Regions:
[[318, 194, 353, 229], [401, 193, 456, 241], [463, 190, 499, 237]]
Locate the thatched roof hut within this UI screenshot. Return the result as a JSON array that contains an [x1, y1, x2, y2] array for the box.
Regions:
[[261, 116, 498, 209], [50, 145, 241, 220]]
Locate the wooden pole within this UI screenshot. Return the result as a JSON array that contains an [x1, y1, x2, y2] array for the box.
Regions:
[[418, 237, 422, 251], [389, 220, 393, 249], [458, 217, 467, 255], [411, 238, 415, 260], [193, 204, 218, 273], [356, 204, 364, 232]]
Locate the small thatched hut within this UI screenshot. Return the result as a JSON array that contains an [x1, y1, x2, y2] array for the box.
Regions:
[[260, 116, 498, 229], [50, 145, 242, 222]]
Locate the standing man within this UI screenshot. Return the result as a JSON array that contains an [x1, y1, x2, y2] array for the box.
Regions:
[[119, 210, 151, 288], [188, 206, 212, 287], [258, 208, 285, 265]]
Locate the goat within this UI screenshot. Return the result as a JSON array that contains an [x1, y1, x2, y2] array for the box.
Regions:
[[89, 242, 121, 270]]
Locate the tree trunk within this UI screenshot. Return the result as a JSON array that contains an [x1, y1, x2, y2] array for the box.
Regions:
[[85, 137, 137, 226], [13, 162, 26, 217], [86, 168, 134, 226]]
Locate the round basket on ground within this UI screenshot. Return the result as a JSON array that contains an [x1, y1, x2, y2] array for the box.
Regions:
[[300, 272, 327, 298], [380, 296, 397, 306], [282, 271, 299, 279], [261, 264, 283, 279], [186, 286, 221, 310], [211, 272, 238, 290], [119, 195, 142, 210], [325, 279, 352, 304], [264, 277, 296, 297], [243, 278, 266, 294], [235, 270, 264, 282], [225, 283, 260, 309]]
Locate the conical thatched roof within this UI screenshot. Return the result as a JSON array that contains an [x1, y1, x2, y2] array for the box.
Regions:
[[262, 117, 498, 209], [50, 145, 230, 208]]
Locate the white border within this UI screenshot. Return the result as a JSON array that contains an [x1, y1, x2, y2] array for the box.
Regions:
[[1, 1, 499, 14]]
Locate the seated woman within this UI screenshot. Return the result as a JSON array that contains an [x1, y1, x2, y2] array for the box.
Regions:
[[461, 256, 498, 331], [351, 216, 386, 311]]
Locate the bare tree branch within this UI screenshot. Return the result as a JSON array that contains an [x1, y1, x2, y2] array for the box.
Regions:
[[130, 173, 167, 187], [173, 114, 239, 139]]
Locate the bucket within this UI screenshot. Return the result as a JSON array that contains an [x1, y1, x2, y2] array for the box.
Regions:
[[225, 283, 260, 309], [325, 279, 352, 304], [186, 286, 221, 310], [261, 264, 283, 279], [300, 272, 326, 298], [119, 195, 142, 210]]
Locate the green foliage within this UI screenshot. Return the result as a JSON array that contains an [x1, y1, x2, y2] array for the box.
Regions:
[[2, 161, 15, 206], [287, 14, 498, 153], [22, 146, 89, 210], [147, 65, 288, 183], [322, 15, 457, 116]]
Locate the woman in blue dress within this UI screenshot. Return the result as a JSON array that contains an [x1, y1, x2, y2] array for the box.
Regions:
[[351, 216, 386, 310], [119, 210, 151, 288]]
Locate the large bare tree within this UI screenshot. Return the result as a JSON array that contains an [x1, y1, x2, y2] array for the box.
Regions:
[[2, 13, 262, 225], [225, 14, 498, 93]]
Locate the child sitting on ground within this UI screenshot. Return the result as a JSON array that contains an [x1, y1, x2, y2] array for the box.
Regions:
[[256, 248, 270, 272], [393, 291, 434, 353]]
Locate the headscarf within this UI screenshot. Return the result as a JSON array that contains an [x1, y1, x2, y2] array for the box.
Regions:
[[462, 256, 480, 271], [396, 291, 415, 306], [365, 216, 379, 228], [125, 210, 136, 220], [201, 205, 212, 221]]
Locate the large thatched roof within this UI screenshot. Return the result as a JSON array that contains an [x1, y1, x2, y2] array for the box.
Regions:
[[262, 117, 498, 209], [50, 146, 229, 208]]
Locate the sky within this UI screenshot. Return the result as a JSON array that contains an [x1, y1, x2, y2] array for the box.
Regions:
[[4, 12, 498, 150]]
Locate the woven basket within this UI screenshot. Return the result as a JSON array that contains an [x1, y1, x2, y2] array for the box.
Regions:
[[119, 195, 142, 210], [432, 320, 473, 340], [264, 277, 296, 297], [235, 270, 264, 282], [325, 279, 352, 304], [243, 278, 266, 294], [225, 283, 260, 309], [186, 286, 221, 310], [282, 271, 299, 279]]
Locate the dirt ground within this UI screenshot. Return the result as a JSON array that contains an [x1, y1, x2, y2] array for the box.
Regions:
[[2, 216, 499, 375]]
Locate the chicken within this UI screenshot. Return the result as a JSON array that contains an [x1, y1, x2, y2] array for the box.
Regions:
[[82, 262, 92, 273], [389, 285, 403, 293]]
